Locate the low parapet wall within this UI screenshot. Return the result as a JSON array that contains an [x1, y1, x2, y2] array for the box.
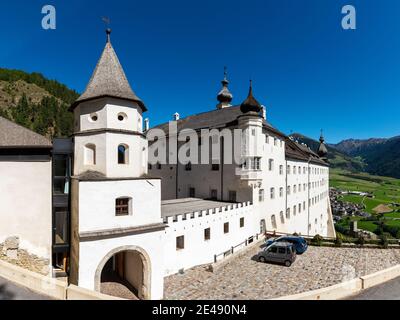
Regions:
[[0, 259, 125, 300], [274, 278, 363, 300], [0, 260, 67, 300], [275, 264, 400, 300], [163, 201, 252, 224]]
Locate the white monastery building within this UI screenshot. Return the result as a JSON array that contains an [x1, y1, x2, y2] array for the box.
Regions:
[[0, 30, 335, 299]]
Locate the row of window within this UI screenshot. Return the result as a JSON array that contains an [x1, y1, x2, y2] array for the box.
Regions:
[[148, 163, 221, 171], [88, 112, 129, 123], [265, 135, 283, 148], [188, 188, 237, 202], [176, 218, 245, 250], [83, 144, 129, 165]]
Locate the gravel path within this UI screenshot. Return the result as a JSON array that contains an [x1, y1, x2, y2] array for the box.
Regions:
[[164, 246, 400, 300]]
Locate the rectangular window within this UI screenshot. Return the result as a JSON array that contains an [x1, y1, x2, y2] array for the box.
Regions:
[[211, 189, 218, 200], [212, 164, 220, 171], [148, 163, 152, 170], [279, 187, 283, 197], [224, 222, 229, 234], [287, 165, 291, 174], [176, 236, 184, 250], [240, 217, 244, 228], [269, 159, 274, 171], [54, 207, 69, 245], [253, 157, 261, 170], [185, 162, 192, 171], [115, 198, 130, 216], [157, 162, 162, 170], [228, 191, 237, 202], [189, 187, 195, 198], [270, 187, 275, 199], [259, 189, 265, 202], [279, 165, 283, 175], [204, 228, 211, 241]]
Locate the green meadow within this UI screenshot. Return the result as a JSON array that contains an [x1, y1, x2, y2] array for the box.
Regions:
[[331, 169, 400, 237]]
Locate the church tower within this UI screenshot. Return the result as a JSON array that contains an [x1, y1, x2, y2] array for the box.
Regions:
[[70, 29, 147, 178]]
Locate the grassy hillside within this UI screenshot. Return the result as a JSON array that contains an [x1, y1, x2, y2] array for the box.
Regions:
[[0, 68, 79, 138], [291, 133, 366, 172], [334, 137, 400, 179], [331, 169, 400, 238]]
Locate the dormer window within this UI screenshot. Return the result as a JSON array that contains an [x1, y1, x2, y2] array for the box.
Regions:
[[118, 144, 129, 164]]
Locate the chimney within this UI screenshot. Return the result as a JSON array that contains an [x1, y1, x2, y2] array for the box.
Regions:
[[144, 118, 150, 131], [261, 105, 267, 120], [173, 112, 180, 121]]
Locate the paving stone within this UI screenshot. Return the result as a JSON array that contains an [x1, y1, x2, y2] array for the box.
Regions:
[[164, 246, 400, 300]]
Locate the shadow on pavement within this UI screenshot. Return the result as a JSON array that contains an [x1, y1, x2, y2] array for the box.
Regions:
[[0, 284, 16, 300]]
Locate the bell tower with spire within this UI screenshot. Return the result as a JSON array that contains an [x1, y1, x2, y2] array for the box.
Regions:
[[69, 29, 165, 299], [70, 29, 148, 178]]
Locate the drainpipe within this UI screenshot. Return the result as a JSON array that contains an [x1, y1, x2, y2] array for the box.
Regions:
[[307, 156, 311, 237], [220, 136, 224, 201]]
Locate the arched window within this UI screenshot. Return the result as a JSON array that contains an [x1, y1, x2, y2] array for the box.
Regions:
[[84, 144, 96, 165], [118, 144, 129, 164], [271, 215, 277, 229]]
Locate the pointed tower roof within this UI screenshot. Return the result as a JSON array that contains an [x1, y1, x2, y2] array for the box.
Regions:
[[71, 29, 146, 111], [240, 80, 262, 114]]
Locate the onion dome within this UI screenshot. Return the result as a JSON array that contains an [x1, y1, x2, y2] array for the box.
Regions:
[[217, 67, 233, 109], [318, 130, 328, 158], [240, 80, 262, 114]]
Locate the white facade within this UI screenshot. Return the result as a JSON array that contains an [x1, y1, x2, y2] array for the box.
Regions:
[[0, 160, 52, 259], [163, 201, 257, 276]]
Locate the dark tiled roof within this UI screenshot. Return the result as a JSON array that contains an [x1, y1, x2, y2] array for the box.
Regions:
[[152, 105, 286, 138], [0, 116, 52, 148], [285, 137, 328, 166], [71, 41, 146, 111]]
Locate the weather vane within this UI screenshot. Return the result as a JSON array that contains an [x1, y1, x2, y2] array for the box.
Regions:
[[102, 16, 111, 27], [102, 17, 111, 42]]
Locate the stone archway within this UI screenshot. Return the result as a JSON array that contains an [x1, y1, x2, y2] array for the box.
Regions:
[[94, 245, 151, 300]]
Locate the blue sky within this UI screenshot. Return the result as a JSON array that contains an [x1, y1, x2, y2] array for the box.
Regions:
[[1, 0, 399, 143]]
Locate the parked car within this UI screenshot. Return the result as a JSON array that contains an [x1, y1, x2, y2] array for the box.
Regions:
[[257, 242, 296, 267], [265, 236, 308, 254]]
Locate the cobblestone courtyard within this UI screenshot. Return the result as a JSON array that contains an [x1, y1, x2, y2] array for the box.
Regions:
[[164, 245, 400, 300]]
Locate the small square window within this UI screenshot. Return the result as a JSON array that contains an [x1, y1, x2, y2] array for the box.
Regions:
[[212, 164, 220, 171], [116, 198, 131, 216]]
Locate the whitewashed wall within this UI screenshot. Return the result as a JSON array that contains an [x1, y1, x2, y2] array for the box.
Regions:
[[78, 230, 165, 299], [163, 202, 258, 276], [78, 179, 162, 232], [0, 161, 52, 259]]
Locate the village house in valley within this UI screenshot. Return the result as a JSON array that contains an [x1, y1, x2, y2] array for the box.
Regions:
[[0, 30, 335, 299]]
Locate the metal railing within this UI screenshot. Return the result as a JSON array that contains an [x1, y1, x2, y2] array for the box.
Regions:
[[213, 232, 264, 263]]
